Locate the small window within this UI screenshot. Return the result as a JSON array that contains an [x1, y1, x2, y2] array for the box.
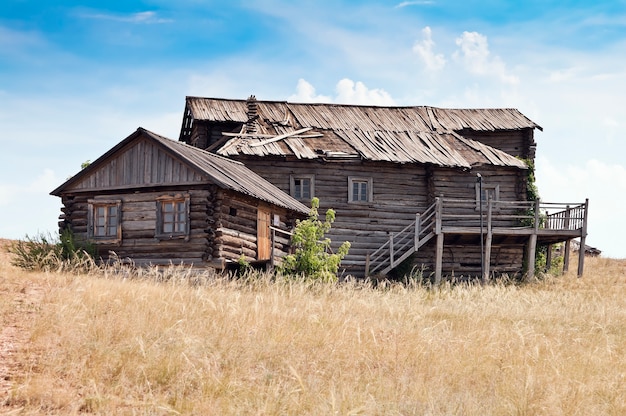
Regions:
[[88, 199, 122, 243], [475, 183, 500, 210], [348, 177, 373, 203], [290, 175, 314, 200], [156, 194, 190, 239]]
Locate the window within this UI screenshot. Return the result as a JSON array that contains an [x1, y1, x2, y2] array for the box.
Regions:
[[290, 175, 314, 200], [88, 199, 122, 243], [348, 177, 373, 203], [156, 194, 190, 239], [475, 183, 500, 210]]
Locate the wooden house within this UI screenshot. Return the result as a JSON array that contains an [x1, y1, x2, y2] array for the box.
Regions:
[[177, 96, 589, 280], [51, 128, 309, 268]]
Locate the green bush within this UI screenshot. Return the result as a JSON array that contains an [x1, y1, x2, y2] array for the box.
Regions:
[[8, 229, 96, 273], [281, 198, 350, 282]]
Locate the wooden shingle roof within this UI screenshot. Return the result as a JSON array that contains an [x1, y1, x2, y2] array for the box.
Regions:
[[183, 97, 535, 169], [51, 128, 310, 215]]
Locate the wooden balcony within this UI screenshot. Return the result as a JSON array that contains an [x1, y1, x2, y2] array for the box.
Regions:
[[366, 198, 589, 281]]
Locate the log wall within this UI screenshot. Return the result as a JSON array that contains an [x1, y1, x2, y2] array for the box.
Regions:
[[236, 157, 528, 278], [57, 185, 298, 267]]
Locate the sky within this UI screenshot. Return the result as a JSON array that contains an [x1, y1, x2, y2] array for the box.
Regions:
[[1, 0, 625, 258]]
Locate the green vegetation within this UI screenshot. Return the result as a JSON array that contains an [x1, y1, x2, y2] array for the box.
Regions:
[[281, 197, 350, 282], [9, 229, 96, 273]]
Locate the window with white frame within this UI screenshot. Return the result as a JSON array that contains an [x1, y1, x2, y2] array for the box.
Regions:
[[290, 175, 314, 200], [475, 183, 500, 210], [348, 176, 373, 203], [156, 194, 190, 239], [88, 199, 122, 243]]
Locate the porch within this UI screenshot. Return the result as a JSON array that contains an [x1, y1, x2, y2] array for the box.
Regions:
[[366, 198, 589, 282]]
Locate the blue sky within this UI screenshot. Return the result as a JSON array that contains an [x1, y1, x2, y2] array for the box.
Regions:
[[1, 0, 625, 257]]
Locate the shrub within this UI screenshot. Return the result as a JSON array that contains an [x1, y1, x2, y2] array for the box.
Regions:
[[8, 229, 96, 273], [281, 198, 350, 282]]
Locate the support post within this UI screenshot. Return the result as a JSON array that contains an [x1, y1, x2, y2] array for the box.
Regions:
[[563, 239, 571, 272], [484, 196, 493, 283], [434, 197, 443, 285], [546, 244, 553, 273], [525, 199, 540, 281], [435, 232, 443, 285], [477, 174, 484, 281], [270, 227, 276, 271], [577, 199, 589, 277], [365, 252, 370, 277], [414, 213, 421, 250], [389, 233, 395, 269]]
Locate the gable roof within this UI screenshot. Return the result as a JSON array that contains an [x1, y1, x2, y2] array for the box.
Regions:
[[181, 97, 535, 169], [51, 128, 309, 214]]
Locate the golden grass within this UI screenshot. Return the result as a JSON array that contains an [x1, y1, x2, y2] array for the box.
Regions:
[[2, 246, 626, 415]]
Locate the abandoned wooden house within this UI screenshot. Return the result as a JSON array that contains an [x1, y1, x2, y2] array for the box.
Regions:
[[177, 96, 589, 280], [51, 127, 309, 268]]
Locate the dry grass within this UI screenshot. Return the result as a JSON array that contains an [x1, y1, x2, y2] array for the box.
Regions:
[[2, 244, 626, 415]]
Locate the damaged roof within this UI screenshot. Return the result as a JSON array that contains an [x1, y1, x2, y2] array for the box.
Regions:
[[182, 97, 537, 169]]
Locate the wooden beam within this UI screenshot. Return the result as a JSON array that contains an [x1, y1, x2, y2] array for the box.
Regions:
[[249, 127, 313, 147], [546, 244, 553, 273], [577, 199, 589, 277], [435, 232, 444, 285], [563, 239, 571, 273], [484, 197, 493, 282]]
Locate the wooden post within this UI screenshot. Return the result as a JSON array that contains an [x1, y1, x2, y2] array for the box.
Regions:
[[414, 213, 421, 250], [484, 196, 493, 282], [389, 233, 395, 269], [365, 252, 370, 277], [435, 232, 443, 285], [577, 199, 589, 277], [434, 197, 443, 284], [563, 239, 571, 272], [525, 199, 540, 281], [546, 244, 553, 273], [269, 227, 276, 271]]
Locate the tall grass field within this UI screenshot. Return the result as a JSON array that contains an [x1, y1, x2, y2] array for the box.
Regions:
[[1, 240, 625, 415]]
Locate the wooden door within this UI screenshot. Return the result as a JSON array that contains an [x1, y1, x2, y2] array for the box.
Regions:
[[257, 207, 271, 260]]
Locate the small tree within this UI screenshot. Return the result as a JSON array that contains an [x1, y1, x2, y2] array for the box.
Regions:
[[282, 198, 350, 282]]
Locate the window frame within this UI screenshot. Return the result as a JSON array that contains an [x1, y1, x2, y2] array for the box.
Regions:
[[348, 176, 373, 203], [156, 194, 191, 240], [475, 183, 500, 210], [87, 199, 122, 244], [290, 174, 315, 201]]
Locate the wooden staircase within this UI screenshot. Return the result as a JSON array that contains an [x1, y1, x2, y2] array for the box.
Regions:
[[366, 200, 438, 276]]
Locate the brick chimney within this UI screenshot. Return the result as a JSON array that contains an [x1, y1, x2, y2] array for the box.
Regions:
[[246, 95, 258, 134]]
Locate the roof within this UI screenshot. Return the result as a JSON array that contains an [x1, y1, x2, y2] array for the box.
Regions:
[[51, 128, 310, 215], [183, 97, 536, 169]]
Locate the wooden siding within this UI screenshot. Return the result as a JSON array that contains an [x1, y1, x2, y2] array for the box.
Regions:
[[64, 138, 205, 192]]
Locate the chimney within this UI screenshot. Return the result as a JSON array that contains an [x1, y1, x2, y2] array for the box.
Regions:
[[246, 95, 258, 134]]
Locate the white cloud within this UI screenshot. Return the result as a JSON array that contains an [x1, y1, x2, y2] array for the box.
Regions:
[[288, 79, 395, 106], [536, 156, 626, 258], [287, 79, 332, 103], [453, 31, 519, 85], [77, 11, 172, 24], [335, 79, 395, 105], [395, 1, 435, 8], [413, 26, 446, 71]]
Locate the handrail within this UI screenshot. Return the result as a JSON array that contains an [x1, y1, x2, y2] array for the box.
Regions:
[[365, 198, 588, 276]]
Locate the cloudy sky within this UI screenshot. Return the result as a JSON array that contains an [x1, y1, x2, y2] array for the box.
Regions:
[[1, 0, 625, 257]]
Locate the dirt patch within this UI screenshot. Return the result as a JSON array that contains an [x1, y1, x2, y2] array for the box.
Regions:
[[0, 239, 44, 409]]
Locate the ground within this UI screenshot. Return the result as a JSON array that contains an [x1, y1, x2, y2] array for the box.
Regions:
[[0, 239, 43, 410]]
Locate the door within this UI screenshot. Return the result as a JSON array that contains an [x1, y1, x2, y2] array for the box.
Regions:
[[257, 207, 271, 260]]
